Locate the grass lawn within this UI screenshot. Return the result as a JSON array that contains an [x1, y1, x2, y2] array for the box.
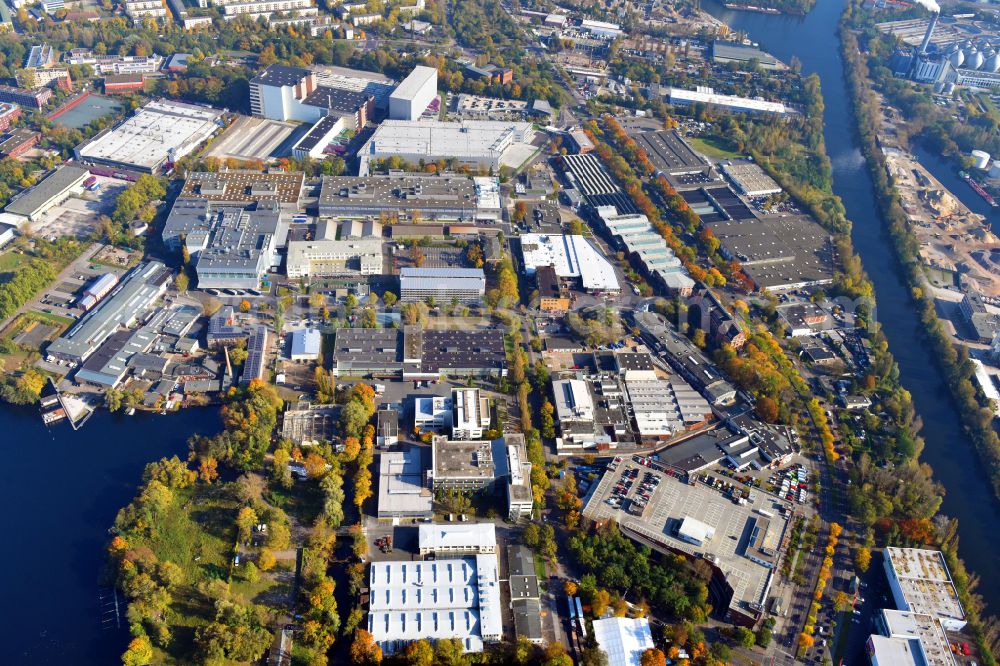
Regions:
[[23, 309, 76, 328], [688, 136, 743, 160], [0, 249, 26, 274]]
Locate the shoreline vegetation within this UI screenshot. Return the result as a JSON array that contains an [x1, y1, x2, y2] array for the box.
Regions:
[[840, 1, 999, 662], [839, 2, 1000, 504]]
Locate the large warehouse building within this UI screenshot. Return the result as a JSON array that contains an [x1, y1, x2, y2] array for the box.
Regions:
[[75, 99, 223, 174], [46, 261, 170, 363], [388, 65, 437, 120], [162, 198, 286, 290], [883, 547, 967, 632], [400, 267, 485, 304], [286, 220, 383, 278], [2, 164, 89, 223], [368, 523, 502, 654], [519, 233, 620, 294], [248, 64, 375, 131], [358, 120, 535, 175], [317, 173, 480, 220]]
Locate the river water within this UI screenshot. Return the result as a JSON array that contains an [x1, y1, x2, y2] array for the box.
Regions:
[[703, 0, 1000, 618], [0, 405, 216, 664]]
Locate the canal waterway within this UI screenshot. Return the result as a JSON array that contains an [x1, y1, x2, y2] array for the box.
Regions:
[[704, 0, 1000, 618], [0, 405, 216, 664]]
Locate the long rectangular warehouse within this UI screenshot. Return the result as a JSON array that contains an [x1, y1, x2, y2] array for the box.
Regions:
[[46, 261, 170, 363], [75, 99, 223, 173]]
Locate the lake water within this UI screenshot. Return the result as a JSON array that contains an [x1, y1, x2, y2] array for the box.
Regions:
[[0, 405, 216, 664]]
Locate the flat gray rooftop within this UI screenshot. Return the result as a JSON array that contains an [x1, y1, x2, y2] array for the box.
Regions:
[[583, 458, 788, 616]]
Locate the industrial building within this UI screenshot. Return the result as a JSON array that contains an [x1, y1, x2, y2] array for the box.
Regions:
[[519, 233, 620, 294], [418, 522, 497, 555], [241, 325, 268, 385], [868, 609, 957, 666], [331, 326, 506, 379], [709, 41, 782, 70], [248, 64, 374, 130], [206, 306, 245, 348], [592, 617, 655, 666], [280, 402, 339, 445], [377, 447, 433, 522], [414, 394, 452, 433], [377, 408, 399, 447], [499, 434, 533, 520], [285, 220, 382, 279], [721, 162, 782, 197], [451, 388, 490, 440], [3, 164, 89, 223], [582, 458, 789, 626], [288, 328, 321, 362], [507, 545, 543, 643], [667, 87, 787, 115], [46, 261, 170, 363], [430, 437, 497, 491], [399, 267, 485, 304], [78, 273, 119, 311], [596, 206, 695, 294], [388, 65, 438, 121], [633, 311, 737, 406], [161, 198, 286, 290], [180, 171, 304, 207], [631, 130, 709, 176], [317, 174, 480, 221], [625, 376, 712, 439], [367, 555, 502, 654], [358, 120, 535, 175], [883, 547, 967, 632], [561, 153, 636, 213], [75, 99, 224, 174]]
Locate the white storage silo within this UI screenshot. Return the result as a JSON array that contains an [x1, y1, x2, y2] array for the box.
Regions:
[[989, 160, 1000, 179], [972, 149, 992, 170]]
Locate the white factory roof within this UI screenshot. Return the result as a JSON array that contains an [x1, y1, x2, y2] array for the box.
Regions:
[[678, 516, 715, 544], [364, 120, 533, 159], [884, 548, 965, 628], [77, 99, 223, 170], [289, 328, 321, 359], [878, 610, 955, 666], [418, 522, 497, 552], [473, 176, 501, 211], [552, 378, 595, 421], [520, 234, 619, 292], [369, 559, 478, 611], [868, 634, 925, 666], [378, 449, 432, 513], [390, 65, 437, 101], [592, 617, 655, 666], [367, 554, 501, 654], [625, 377, 710, 437], [668, 87, 786, 114]]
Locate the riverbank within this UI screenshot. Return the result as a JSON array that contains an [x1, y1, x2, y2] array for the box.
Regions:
[[840, 4, 1000, 506], [840, 6, 998, 663]]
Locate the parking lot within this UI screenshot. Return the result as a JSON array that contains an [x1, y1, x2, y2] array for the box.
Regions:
[[27, 176, 127, 240], [205, 115, 304, 161], [584, 454, 792, 618]]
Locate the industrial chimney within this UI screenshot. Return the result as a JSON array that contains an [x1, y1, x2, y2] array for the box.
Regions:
[[919, 11, 940, 56]]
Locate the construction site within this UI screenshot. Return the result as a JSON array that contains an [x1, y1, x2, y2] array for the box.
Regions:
[[878, 100, 1000, 297]]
